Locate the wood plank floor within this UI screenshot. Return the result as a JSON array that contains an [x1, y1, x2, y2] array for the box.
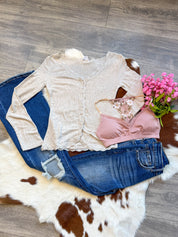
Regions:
[[0, 0, 178, 236]]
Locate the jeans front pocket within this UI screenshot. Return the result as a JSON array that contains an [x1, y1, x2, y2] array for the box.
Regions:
[[136, 145, 155, 169]]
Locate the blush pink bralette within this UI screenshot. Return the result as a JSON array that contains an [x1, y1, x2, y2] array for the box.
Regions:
[[95, 97, 160, 147]]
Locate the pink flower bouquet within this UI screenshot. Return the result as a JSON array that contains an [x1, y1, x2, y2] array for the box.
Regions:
[[141, 72, 178, 126]]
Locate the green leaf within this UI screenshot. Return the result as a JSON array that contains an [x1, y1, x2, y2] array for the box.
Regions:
[[155, 110, 168, 118], [151, 104, 160, 110], [163, 95, 169, 103], [149, 106, 157, 112], [155, 93, 165, 102], [160, 118, 163, 127], [170, 109, 178, 113]]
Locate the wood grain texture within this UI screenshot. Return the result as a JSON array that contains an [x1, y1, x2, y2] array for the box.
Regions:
[[0, 0, 110, 28], [0, 205, 59, 237], [107, 0, 178, 40], [0, 0, 178, 236], [136, 176, 178, 237]]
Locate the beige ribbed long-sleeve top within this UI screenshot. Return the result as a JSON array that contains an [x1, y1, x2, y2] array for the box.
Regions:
[[6, 50, 144, 151]]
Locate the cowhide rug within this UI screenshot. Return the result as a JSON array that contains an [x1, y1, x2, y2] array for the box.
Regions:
[[0, 111, 178, 237]]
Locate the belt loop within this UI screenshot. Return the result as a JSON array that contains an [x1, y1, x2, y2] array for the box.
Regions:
[[131, 139, 136, 145]]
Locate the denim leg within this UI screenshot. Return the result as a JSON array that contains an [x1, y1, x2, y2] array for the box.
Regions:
[[0, 72, 56, 172]]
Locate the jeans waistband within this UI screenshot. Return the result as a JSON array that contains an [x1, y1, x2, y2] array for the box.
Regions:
[[117, 138, 157, 148]]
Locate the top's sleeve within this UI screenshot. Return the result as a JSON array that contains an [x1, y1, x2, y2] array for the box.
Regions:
[[118, 56, 144, 114], [6, 56, 51, 151]]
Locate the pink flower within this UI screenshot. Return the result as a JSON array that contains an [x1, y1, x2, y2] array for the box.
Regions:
[[145, 89, 152, 95], [168, 73, 174, 78], [145, 96, 151, 101], [167, 97, 171, 102], [145, 101, 150, 106], [173, 91, 178, 98], [159, 89, 164, 94], [167, 87, 173, 94], [143, 86, 148, 93], [161, 72, 167, 77]]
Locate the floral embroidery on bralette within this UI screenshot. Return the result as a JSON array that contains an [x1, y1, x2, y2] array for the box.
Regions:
[[112, 97, 134, 121]]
